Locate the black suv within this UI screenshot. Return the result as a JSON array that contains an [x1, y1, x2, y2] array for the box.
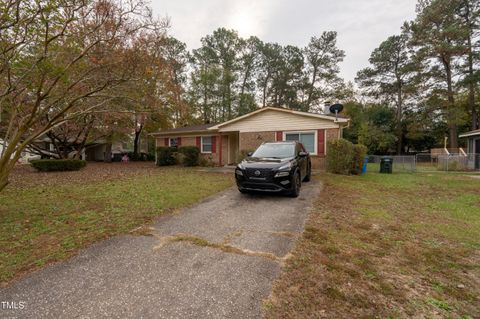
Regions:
[[235, 141, 311, 197]]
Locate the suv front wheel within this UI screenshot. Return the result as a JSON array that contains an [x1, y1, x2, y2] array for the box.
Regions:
[[289, 171, 301, 197], [303, 163, 311, 182]]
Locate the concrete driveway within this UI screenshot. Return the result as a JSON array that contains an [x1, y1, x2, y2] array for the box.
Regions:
[[1, 181, 320, 319]]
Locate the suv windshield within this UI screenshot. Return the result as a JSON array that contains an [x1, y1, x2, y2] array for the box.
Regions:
[[251, 143, 295, 159]]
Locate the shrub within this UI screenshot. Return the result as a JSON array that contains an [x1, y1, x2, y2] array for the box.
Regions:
[[178, 146, 200, 166], [327, 139, 368, 175], [127, 152, 143, 161], [198, 155, 215, 167], [351, 144, 368, 175], [126, 152, 154, 162], [326, 139, 354, 175], [236, 149, 253, 163], [30, 159, 87, 172], [146, 152, 155, 161], [156, 147, 176, 166]]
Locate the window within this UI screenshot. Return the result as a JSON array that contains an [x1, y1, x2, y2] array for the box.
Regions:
[[169, 138, 178, 148], [284, 132, 316, 154], [201, 136, 212, 153]]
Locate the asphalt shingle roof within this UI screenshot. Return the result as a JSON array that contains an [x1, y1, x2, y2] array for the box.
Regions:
[[151, 123, 216, 135]]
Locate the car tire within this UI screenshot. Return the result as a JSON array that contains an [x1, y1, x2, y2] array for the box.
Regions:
[[289, 171, 301, 198], [238, 188, 248, 194], [303, 164, 311, 182]]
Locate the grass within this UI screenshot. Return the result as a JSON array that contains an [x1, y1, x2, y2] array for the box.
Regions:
[[265, 171, 480, 319], [0, 166, 233, 284]]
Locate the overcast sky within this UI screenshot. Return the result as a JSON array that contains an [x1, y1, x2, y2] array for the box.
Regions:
[[150, 0, 418, 82]]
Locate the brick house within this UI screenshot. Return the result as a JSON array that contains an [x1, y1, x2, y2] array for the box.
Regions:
[[151, 107, 349, 169]]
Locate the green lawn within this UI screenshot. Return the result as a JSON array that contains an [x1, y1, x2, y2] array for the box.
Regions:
[[0, 166, 233, 284], [266, 172, 480, 319]]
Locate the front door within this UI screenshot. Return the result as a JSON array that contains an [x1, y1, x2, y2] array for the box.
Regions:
[[228, 132, 239, 165]]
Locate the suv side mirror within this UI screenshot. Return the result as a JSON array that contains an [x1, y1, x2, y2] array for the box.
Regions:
[[298, 151, 308, 157], [247, 152, 253, 157]]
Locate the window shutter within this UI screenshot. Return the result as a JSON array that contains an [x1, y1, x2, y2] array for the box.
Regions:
[[276, 131, 283, 141], [196, 136, 201, 148], [317, 129, 325, 155], [177, 137, 182, 147], [211, 136, 216, 153], [164, 138, 169, 146]]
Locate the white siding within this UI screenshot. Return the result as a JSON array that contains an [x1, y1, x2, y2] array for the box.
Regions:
[[217, 109, 339, 133]]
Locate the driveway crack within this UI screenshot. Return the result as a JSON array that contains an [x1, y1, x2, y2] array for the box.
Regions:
[[149, 231, 286, 262]]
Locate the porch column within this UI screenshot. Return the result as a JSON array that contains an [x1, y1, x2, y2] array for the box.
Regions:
[[218, 134, 222, 166]]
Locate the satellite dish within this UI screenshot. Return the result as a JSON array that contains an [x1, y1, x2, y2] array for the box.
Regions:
[[329, 103, 344, 114], [329, 103, 344, 122]]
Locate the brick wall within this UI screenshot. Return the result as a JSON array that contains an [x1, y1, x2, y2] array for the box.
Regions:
[[156, 136, 197, 147], [310, 156, 325, 170], [239, 131, 276, 152], [156, 128, 342, 169], [180, 136, 196, 146], [326, 128, 339, 142]]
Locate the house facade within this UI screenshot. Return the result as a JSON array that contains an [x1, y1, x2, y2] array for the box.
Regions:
[[151, 107, 350, 169], [459, 129, 480, 170]]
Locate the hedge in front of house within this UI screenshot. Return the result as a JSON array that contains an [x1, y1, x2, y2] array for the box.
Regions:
[[351, 144, 368, 175], [127, 152, 154, 162], [30, 159, 87, 172], [178, 146, 200, 166], [326, 138, 367, 175], [156, 147, 177, 166], [326, 139, 354, 174]]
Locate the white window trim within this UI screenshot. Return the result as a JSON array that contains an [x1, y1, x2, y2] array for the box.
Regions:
[[168, 137, 178, 147], [201, 136, 213, 154], [283, 130, 318, 155]]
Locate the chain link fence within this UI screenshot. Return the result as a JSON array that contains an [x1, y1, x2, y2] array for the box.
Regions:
[[416, 153, 480, 172], [368, 155, 416, 173], [367, 153, 480, 173]]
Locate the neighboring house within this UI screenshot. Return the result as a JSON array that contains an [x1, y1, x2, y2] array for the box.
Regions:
[[0, 138, 40, 163], [459, 129, 480, 170], [151, 107, 350, 169], [84, 141, 130, 161], [28, 134, 149, 162], [83, 139, 149, 161]]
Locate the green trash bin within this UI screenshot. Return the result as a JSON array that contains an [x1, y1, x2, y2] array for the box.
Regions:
[[380, 156, 393, 174]]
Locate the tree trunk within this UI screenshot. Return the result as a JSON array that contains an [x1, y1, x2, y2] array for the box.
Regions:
[[133, 125, 143, 157], [227, 82, 232, 120], [463, 0, 478, 130], [203, 83, 208, 123], [262, 72, 270, 107], [239, 65, 251, 112], [467, 35, 477, 130], [0, 144, 25, 192], [104, 140, 112, 163], [443, 57, 458, 149], [0, 168, 9, 192], [396, 78, 403, 155], [306, 65, 318, 111]]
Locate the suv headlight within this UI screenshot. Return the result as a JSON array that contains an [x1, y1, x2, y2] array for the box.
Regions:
[[277, 162, 292, 171], [236, 163, 244, 176], [275, 162, 292, 177]]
